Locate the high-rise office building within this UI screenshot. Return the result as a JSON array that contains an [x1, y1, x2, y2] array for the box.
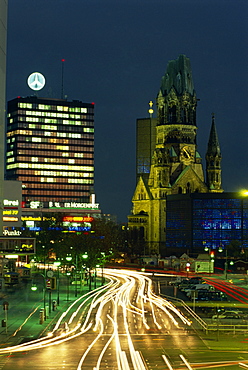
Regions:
[[0, 0, 8, 235], [6, 96, 95, 208]]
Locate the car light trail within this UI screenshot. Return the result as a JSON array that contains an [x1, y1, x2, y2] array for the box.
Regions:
[[180, 354, 193, 370], [0, 268, 227, 369], [162, 354, 174, 370]]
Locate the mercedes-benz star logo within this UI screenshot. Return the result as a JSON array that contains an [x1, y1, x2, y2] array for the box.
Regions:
[[27, 72, 46, 91]]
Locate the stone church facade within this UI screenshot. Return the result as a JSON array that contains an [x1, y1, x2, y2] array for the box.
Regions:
[[128, 55, 223, 256]]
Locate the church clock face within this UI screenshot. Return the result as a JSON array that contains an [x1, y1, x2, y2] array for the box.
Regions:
[[180, 146, 194, 163]]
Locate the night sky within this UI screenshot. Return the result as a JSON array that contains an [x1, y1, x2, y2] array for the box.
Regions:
[[6, 0, 248, 223]]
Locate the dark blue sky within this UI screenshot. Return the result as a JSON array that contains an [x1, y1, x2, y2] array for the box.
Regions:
[[6, 0, 248, 223]]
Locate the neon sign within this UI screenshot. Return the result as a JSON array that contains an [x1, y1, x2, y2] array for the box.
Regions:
[[63, 216, 94, 223]]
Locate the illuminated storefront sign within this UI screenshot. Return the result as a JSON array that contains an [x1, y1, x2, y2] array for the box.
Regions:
[[62, 216, 94, 223], [3, 199, 19, 207], [3, 210, 19, 215], [30, 201, 43, 209], [3, 230, 21, 236], [3, 217, 18, 222], [49, 201, 99, 209], [22, 216, 42, 221]]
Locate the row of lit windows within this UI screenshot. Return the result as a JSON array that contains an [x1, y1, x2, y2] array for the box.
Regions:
[[24, 192, 89, 203], [7, 150, 93, 158], [22, 181, 93, 188], [8, 137, 94, 146], [20, 176, 94, 185], [6, 162, 94, 171], [7, 156, 93, 166], [11, 110, 83, 120], [23, 190, 90, 196], [18, 102, 88, 113], [12, 169, 94, 178], [8, 141, 94, 150], [7, 129, 94, 138], [18, 111, 85, 119], [14, 143, 94, 151]]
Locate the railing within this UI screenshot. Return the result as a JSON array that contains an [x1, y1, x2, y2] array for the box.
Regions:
[[161, 293, 208, 332], [161, 293, 248, 335]]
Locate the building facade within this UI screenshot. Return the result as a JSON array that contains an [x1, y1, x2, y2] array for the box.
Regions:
[[128, 55, 223, 256], [0, 0, 8, 235], [166, 192, 248, 256], [6, 96, 95, 208], [136, 117, 157, 184]]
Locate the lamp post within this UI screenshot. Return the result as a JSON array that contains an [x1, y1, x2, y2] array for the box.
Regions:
[[54, 261, 61, 305], [224, 248, 228, 280], [82, 253, 89, 290], [66, 255, 72, 301], [204, 246, 214, 274], [31, 273, 46, 319], [217, 246, 228, 280]]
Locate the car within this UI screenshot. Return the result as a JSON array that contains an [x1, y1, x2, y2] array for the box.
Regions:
[[212, 310, 246, 319], [184, 283, 212, 296], [212, 313, 247, 324]]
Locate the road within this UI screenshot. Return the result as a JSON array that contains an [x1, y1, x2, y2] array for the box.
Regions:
[[0, 269, 247, 369]]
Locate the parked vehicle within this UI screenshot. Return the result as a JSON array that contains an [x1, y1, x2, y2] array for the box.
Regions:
[[212, 310, 246, 319], [184, 283, 212, 296], [212, 313, 247, 324]]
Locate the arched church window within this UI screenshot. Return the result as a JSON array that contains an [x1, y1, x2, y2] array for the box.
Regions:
[[186, 182, 191, 193], [169, 105, 177, 123]]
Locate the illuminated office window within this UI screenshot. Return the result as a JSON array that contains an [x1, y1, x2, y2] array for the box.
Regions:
[[56, 146, 69, 150], [75, 153, 84, 158], [19, 103, 32, 109], [41, 125, 57, 130], [84, 128, 94, 133], [32, 137, 42, 142], [69, 133, 81, 138]]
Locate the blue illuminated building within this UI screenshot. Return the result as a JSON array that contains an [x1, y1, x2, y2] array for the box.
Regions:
[[166, 193, 248, 255]]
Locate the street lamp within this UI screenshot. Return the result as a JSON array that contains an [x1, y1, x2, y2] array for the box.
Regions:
[[54, 261, 61, 305], [66, 255, 72, 301], [218, 247, 228, 279]]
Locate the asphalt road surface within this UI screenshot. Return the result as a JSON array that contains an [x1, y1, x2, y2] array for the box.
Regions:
[[0, 269, 247, 369]]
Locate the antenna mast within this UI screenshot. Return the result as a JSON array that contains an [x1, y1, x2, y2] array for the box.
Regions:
[[61, 59, 65, 99]]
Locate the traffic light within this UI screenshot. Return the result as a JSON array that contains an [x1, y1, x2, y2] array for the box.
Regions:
[[46, 278, 51, 289], [46, 277, 56, 289], [210, 250, 215, 258]]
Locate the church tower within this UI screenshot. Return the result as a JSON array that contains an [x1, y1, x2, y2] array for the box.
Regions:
[[206, 114, 223, 192], [128, 55, 223, 256]]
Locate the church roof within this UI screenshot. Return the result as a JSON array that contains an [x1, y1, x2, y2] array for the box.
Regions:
[[206, 114, 221, 156], [160, 54, 195, 96]]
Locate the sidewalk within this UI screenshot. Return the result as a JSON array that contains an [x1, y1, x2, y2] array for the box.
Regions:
[[0, 273, 98, 348]]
